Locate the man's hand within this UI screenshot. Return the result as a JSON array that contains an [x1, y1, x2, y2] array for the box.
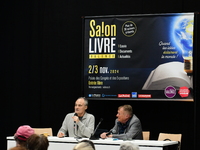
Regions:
[[72, 115, 80, 123], [100, 132, 107, 139], [57, 132, 64, 138]]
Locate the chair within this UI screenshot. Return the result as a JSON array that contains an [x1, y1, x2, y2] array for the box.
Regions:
[[158, 133, 182, 150], [142, 131, 150, 140], [33, 128, 53, 136]]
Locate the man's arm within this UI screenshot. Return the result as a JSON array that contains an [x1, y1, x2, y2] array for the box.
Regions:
[[57, 114, 70, 137], [101, 120, 118, 139], [77, 114, 95, 138]]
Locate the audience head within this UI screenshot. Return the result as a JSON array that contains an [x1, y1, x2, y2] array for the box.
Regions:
[[119, 142, 139, 150], [14, 125, 35, 147], [79, 140, 95, 150], [27, 134, 49, 150], [73, 140, 95, 150]]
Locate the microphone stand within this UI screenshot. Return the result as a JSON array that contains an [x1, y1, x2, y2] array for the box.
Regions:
[[73, 113, 82, 140], [74, 123, 82, 140], [90, 118, 103, 140]]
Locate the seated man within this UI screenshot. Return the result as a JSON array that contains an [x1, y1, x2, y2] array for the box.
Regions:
[[57, 97, 95, 138], [100, 105, 143, 140]]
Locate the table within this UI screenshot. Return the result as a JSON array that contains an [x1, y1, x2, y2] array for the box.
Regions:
[[7, 136, 178, 150]]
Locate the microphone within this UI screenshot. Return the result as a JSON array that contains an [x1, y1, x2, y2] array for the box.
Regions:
[[73, 113, 81, 139], [74, 113, 78, 123], [89, 118, 103, 140], [106, 129, 116, 136]]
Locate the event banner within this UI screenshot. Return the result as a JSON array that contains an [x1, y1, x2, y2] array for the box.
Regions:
[[83, 13, 194, 101]]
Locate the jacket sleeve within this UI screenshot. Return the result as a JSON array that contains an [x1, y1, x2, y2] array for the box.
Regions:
[[57, 114, 70, 136], [77, 114, 95, 138]]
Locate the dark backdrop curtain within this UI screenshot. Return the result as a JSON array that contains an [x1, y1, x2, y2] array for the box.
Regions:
[[1, 0, 199, 150]]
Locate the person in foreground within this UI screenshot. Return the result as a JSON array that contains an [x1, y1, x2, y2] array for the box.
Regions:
[[14, 125, 35, 148], [26, 134, 49, 150], [79, 139, 96, 150], [100, 105, 143, 140], [119, 142, 140, 150], [73, 140, 95, 150], [9, 146, 26, 150], [57, 97, 95, 138]]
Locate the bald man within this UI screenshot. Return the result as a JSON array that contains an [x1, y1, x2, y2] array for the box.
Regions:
[[57, 97, 95, 138]]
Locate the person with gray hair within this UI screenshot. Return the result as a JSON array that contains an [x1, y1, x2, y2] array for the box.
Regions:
[[100, 105, 143, 140], [119, 142, 140, 150], [73, 140, 95, 150], [57, 97, 95, 138]]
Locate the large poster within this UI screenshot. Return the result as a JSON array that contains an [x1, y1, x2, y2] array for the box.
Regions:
[[83, 13, 194, 101]]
